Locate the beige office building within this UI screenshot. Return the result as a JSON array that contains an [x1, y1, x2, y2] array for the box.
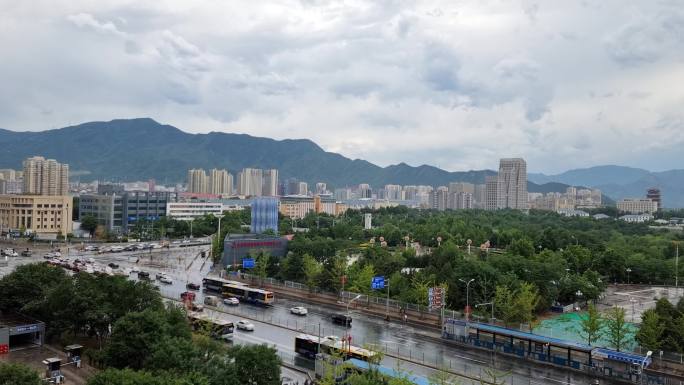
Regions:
[[262, 169, 278, 197], [0, 195, 73, 235], [22, 156, 69, 196], [617, 198, 658, 214]]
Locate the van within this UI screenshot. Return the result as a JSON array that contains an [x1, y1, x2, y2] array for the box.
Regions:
[[204, 296, 219, 306]]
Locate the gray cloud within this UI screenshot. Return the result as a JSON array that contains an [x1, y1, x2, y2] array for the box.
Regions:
[[0, 1, 682, 174]]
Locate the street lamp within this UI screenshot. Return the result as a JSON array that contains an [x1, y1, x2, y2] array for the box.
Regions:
[[475, 302, 494, 323], [345, 294, 362, 351], [575, 290, 583, 310], [626, 268, 632, 285], [459, 278, 475, 319]]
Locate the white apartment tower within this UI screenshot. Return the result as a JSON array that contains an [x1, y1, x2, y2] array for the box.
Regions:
[[484, 176, 498, 210], [209, 169, 233, 195], [22, 156, 69, 196], [238, 168, 263, 196], [187, 169, 208, 194], [496, 158, 527, 210]]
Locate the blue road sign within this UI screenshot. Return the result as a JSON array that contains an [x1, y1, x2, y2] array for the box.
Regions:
[[371, 276, 385, 290], [243, 258, 255, 268]]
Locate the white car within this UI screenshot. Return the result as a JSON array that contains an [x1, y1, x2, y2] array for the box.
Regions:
[[223, 297, 240, 306], [290, 306, 308, 315], [236, 320, 254, 331], [159, 276, 172, 284]]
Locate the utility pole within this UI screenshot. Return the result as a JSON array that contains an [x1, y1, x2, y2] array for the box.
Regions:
[[675, 241, 679, 288]]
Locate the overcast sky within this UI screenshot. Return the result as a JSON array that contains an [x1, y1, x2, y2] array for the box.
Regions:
[[1, 1, 682, 174]]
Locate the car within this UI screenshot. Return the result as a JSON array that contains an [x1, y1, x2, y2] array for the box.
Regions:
[[138, 271, 150, 280], [53, 251, 62, 258], [129, 266, 139, 273], [190, 303, 204, 312], [186, 282, 200, 290], [180, 291, 196, 301], [331, 314, 352, 327], [20, 249, 31, 257], [84, 245, 98, 252], [204, 296, 219, 306], [108, 263, 119, 269], [43, 253, 55, 259], [155, 273, 166, 280], [223, 297, 239, 306], [290, 306, 308, 315], [159, 276, 172, 284], [171, 240, 181, 244], [236, 320, 254, 331]]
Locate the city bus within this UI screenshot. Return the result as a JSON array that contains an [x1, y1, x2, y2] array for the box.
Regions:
[[295, 334, 376, 361], [187, 311, 234, 341], [201, 277, 244, 292], [222, 283, 274, 305]]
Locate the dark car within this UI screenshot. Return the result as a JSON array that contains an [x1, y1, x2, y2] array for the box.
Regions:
[[186, 283, 200, 290], [331, 314, 352, 327], [108, 263, 119, 269], [138, 271, 150, 280]]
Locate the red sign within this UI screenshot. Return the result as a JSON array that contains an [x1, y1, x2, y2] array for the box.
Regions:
[[0, 344, 8, 354]]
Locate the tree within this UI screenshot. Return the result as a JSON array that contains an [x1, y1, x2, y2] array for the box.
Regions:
[[604, 306, 630, 351], [514, 283, 540, 325], [230, 344, 281, 385], [428, 367, 462, 385], [636, 309, 664, 351], [494, 286, 516, 326], [254, 252, 271, 284], [302, 253, 322, 291], [0, 362, 41, 385], [578, 304, 603, 345], [81, 214, 99, 237], [349, 263, 375, 295], [86, 369, 208, 385]]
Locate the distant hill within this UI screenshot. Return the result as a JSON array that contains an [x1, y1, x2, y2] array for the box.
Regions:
[[530, 166, 684, 208], [0, 118, 622, 201], [0, 118, 501, 188]]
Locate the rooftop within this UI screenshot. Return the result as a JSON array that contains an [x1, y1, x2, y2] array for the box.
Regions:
[[0, 312, 43, 328]]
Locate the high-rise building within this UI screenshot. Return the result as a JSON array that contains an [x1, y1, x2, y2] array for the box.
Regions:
[[646, 188, 662, 210], [385, 185, 402, 200], [209, 169, 233, 195], [315, 182, 327, 195], [297, 181, 308, 196], [334, 188, 352, 201], [285, 178, 300, 195], [485, 176, 498, 210], [447, 182, 474, 209], [187, 169, 208, 194], [239, 168, 263, 196], [430, 186, 448, 211], [358, 184, 372, 199], [22, 156, 69, 196], [261, 169, 278, 197], [455, 192, 473, 209], [250, 197, 279, 234], [496, 158, 527, 209], [474, 184, 486, 208]]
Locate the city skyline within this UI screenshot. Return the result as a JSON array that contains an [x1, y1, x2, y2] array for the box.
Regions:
[[0, 2, 682, 174]]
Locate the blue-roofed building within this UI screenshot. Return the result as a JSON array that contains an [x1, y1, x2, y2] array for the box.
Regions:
[[250, 197, 278, 234]]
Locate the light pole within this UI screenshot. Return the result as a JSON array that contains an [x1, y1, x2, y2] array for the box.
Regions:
[[475, 302, 494, 323], [346, 294, 362, 351], [575, 290, 583, 310], [459, 278, 475, 319], [674, 241, 679, 288], [626, 268, 632, 285]]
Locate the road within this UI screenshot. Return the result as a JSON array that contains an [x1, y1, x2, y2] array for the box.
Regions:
[[0, 241, 620, 385]]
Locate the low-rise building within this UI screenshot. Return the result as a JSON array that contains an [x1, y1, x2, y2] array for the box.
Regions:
[[617, 198, 658, 214], [280, 195, 336, 219], [79, 191, 171, 233], [166, 201, 223, 221], [619, 214, 654, 223], [221, 233, 288, 268], [0, 194, 72, 236]]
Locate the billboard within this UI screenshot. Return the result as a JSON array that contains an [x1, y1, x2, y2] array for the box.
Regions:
[[242, 258, 255, 268]]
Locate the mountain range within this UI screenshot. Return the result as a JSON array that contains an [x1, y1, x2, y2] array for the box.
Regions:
[[0, 118, 677, 206], [530, 166, 684, 208]]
